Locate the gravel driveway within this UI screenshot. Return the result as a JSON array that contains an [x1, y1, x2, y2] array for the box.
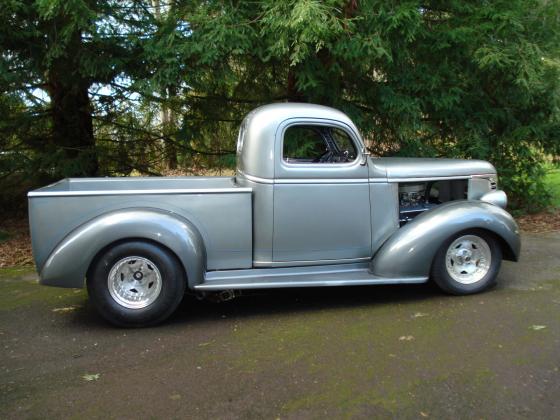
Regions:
[[1, 233, 559, 419]]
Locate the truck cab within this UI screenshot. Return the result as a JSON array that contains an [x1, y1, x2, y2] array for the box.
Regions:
[[236, 103, 373, 265]]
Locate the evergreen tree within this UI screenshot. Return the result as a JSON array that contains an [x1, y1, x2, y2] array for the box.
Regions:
[[1, 0, 559, 212]]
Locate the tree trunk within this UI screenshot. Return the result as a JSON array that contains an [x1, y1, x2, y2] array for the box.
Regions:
[[45, 23, 98, 178], [162, 87, 178, 170], [287, 67, 305, 102], [152, 0, 178, 170], [47, 74, 98, 177]]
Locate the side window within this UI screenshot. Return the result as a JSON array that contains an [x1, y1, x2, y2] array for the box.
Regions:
[[283, 125, 358, 164], [332, 128, 357, 161], [283, 126, 327, 162]]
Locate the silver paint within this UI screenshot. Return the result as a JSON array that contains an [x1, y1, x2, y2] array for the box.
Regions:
[[237, 103, 363, 180], [37, 208, 208, 288], [370, 200, 520, 279], [369, 183, 400, 255], [197, 262, 427, 290], [28, 102, 520, 294], [29, 177, 252, 275], [480, 190, 508, 209], [375, 157, 496, 180]]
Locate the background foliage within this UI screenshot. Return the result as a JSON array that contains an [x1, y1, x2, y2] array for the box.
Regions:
[[1, 0, 559, 214]]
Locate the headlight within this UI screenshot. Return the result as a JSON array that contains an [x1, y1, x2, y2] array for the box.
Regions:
[[480, 190, 507, 208]]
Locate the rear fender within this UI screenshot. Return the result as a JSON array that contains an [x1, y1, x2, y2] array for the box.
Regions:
[[370, 201, 520, 278], [40, 208, 206, 289]]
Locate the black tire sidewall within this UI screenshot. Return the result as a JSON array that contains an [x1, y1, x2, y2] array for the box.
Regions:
[[431, 229, 502, 295], [87, 241, 186, 327]]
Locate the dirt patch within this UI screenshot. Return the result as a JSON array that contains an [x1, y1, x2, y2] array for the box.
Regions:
[[517, 209, 560, 233], [0, 218, 32, 268]]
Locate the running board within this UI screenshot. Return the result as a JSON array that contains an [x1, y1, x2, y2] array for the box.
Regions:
[[195, 263, 428, 291]]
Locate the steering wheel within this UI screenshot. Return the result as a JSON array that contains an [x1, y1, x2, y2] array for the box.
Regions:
[[313, 150, 333, 163], [339, 150, 350, 162]]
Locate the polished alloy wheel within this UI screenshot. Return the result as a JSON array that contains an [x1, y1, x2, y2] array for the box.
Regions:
[[445, 235, 492, 284], [108, 256, 162, 309]]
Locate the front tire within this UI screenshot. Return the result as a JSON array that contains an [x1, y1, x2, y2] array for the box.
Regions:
[[87, 241, 186, 327], [431, 230, 502, 295]]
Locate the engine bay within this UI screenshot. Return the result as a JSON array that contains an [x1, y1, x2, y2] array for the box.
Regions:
[[398, 179, 468, 226]]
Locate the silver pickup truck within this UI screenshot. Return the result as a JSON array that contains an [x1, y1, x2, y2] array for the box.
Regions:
[[28, 103, 520, 326]]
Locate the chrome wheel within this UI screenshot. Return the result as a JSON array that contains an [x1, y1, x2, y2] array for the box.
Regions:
[[107, 256, 162, 309], [445, 235, 492, 285]]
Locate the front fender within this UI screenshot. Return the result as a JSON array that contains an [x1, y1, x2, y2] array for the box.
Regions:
[[370, 201, 520, 279], [40, 208, 206, 289]]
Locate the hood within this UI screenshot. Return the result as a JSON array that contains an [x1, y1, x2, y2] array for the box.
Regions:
[[371, 157, 496, 180]]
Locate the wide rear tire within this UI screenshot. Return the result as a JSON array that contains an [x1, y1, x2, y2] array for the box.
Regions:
[[87, 241, 186, 327], [431, 229, 502, 295]]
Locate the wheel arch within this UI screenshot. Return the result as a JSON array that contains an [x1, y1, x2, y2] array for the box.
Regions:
[[370, 200, 521, 279], [86, 237, 188, 286], [39, 208, 206, 289]]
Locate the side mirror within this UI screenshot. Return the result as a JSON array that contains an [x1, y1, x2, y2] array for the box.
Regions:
[[360, 147, 370, 166]]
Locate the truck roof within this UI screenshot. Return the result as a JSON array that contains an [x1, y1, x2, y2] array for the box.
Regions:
[[238, 102, 362, 179]]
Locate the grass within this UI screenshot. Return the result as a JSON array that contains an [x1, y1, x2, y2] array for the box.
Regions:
[[545, 167, 560, 208]]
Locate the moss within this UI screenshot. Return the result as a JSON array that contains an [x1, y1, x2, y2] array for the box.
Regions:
[[0, 266, 35, 278], [0, 274, 86, 311], [218, 285, 560, 417], [280, 366, 497, 417]]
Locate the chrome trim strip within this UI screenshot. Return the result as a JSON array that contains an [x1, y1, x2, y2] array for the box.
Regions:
[[275, 178, 368, 185], [28, 188, 253, 197], [471, 174, 497, 179], [386, 174, 495, 183], [238, 171, 370, 185], [67, 176, 233, 182], [253, 256, 371, 267], [195, 275, 428, 290]]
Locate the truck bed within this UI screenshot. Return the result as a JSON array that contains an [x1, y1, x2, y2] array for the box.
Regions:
[[28, 177, 253, 273], [30, 176, 243, 195]]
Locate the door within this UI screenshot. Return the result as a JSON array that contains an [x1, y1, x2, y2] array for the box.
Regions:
[[272, 120, 371, 263]]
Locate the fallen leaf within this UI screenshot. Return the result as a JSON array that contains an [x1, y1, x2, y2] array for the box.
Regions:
[[530, 325, 547, 331], [0, 218, 33, 268], [399, 335, 415, 341], [52, 306, 79, 313], [420, 411, 429, 417], [412, 312, 428, 318], [169, 394, 181, 400], [82, 373, 100, 381]]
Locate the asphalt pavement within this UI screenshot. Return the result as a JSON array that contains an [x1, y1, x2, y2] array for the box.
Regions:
[[1, 233, 559, 419]]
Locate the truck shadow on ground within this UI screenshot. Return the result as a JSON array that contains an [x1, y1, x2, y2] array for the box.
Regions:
[[120, 283, 466, 327], [180, 283, 444, 320], [70, 281, 457, 329]]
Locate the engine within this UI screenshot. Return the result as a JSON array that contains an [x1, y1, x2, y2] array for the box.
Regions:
[[398, 179, 469, 226], [398, 183, 437, 225]]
